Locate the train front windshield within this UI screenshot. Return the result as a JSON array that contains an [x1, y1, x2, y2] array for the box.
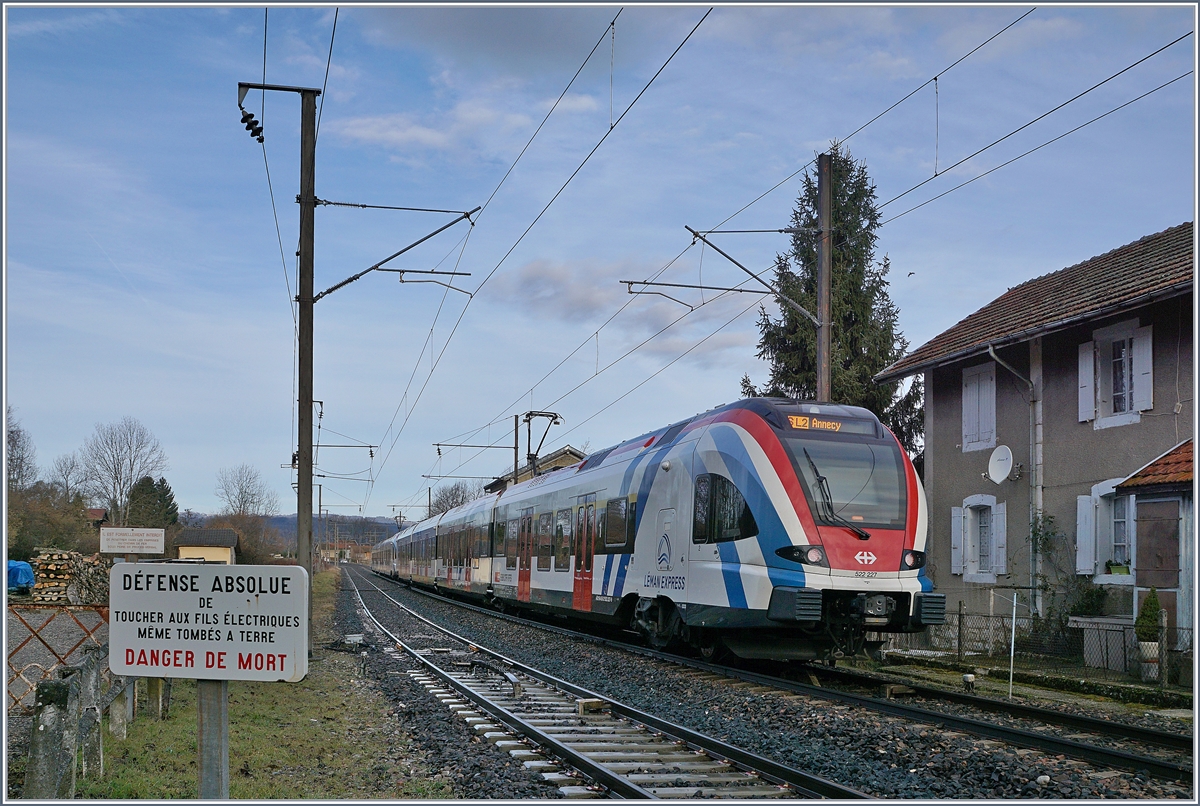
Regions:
[[781, 430, 907, 530]]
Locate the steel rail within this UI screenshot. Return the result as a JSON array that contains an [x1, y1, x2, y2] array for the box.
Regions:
[[345, 571, 654, 798], [350, 569, 866, 799], [368, 570, 1191, 782], [807, 665, 1193, 752]]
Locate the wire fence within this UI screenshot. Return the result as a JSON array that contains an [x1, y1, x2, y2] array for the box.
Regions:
[[878, 612, 1193, 685], [7, 605, 110, 713]]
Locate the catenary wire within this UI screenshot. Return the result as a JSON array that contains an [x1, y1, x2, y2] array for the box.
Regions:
[[374, 7, 1041, 508], [366, 9, 712, 504], [365, 10, 626, 494], [419, 7, 1036, 457], [880, 30, 1194, 209], [881, 71, 1193, 226], [315, 7, 338, 142]]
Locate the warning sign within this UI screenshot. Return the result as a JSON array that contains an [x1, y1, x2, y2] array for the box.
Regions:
[[108, 565, 308, 682], [101, 527, 166, 554]]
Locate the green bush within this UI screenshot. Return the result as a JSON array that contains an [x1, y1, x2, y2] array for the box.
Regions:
[[1068, 583, 1108, 617], [1135, 586, 1162, 642]]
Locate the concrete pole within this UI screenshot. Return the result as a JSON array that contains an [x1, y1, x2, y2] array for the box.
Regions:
[[816, 152, 832, 403], [514, 414, 520, 488], [297, 88, 317, 656]]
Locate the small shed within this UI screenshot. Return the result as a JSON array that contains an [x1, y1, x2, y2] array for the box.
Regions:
[[174, 528, 239, 565]]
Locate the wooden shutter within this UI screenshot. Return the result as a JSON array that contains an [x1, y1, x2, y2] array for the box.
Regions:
[[950, 507, 964, 574], [992, 501, 1006, 575], [962, 373, 979, 447], [1132, 325, 1153, 411], [1078, 341, 1095, 421], [1075, 495, 1096, 575], [980, 366, 996, 444]]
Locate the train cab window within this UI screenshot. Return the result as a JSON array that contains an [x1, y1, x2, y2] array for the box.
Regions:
[[605, 498, 629, 547], [537, 512, 553, 571], [692, 474, 758, 544], [554, 509, 572, 571]]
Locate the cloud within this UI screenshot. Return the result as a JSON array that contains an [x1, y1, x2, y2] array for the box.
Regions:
[[546, 93, 599, 114], [328, 99, 531, 155]]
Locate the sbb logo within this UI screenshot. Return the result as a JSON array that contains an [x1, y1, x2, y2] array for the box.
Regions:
[[854, 551, 877, 565]]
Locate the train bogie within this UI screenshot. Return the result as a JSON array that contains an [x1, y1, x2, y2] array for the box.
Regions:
[[371, 398, 945, 660]]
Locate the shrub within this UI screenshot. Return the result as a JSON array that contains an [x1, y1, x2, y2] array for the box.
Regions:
[[1135, 587, 1162, 642]]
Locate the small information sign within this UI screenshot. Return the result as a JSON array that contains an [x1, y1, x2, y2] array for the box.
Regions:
[[108, 565, 308, 682], [101, 527, 166, 555]]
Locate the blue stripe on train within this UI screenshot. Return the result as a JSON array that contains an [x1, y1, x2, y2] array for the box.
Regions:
[[613, 553, 632, 597], [601, 554, 615, 595]]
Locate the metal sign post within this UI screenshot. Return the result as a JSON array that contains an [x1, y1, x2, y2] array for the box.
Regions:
[[109, 564, 309, 798]]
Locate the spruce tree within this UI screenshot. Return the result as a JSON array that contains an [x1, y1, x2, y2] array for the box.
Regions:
[[742, 143, 923, 454], [125, 475, 179, 528]]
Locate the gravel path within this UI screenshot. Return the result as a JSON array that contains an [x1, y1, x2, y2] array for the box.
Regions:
[[348, 568, 1194, 799]]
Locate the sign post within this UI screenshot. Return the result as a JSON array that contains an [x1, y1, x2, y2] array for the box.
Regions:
[[109, 564, 308, 798]]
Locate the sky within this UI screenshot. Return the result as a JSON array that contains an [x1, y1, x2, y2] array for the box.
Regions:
[[4, 4, 1196, 522]]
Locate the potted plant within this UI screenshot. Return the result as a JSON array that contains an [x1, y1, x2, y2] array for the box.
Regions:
[[1105, 559, 1130, 575], [1135, 587, 1163, 681]]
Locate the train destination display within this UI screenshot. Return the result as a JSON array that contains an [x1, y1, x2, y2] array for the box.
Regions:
[[109, 565, 308, 682]]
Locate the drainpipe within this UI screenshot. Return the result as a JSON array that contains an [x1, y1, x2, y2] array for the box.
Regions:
[[987, 344, 1041, 617]]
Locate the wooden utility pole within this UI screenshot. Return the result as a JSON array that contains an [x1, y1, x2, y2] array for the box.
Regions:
[[297, 88, 318, 655], [237, 80, 321, 656], [816, 152, 832, 403]]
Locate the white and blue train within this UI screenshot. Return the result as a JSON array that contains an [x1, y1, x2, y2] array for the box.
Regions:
[[372, 398, 945, 660]]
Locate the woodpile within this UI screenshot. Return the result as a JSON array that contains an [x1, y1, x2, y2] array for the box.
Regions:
[[30, 549, 111, 605]]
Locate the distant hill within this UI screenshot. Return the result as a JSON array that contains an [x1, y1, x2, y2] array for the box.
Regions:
[[267, 514, 398, 550]]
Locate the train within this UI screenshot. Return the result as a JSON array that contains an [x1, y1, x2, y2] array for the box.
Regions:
[[371, 397, 945, 661]]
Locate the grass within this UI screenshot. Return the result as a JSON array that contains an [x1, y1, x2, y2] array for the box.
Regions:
[[75, 569, 453, 799]]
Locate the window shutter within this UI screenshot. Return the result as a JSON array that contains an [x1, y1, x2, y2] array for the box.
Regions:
[[1078, 342, 1095, 421], [992, 501, 1006, 575], [1132, 325, 1153, 411], [962, 374, 979, 447], [950, 507, 964, 575], [1075, 495, 1096, 575], [980, 367, 996, 444]]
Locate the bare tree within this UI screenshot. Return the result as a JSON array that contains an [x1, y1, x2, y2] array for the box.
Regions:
[[79, 417, 169, 526], [48, 451, 87, 503], [6, 406, 39, 493], [215, 464, 280, 517], [429, 479, 484, 516]]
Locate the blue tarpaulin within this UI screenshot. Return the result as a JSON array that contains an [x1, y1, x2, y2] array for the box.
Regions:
[[8, 560, 34, 591]]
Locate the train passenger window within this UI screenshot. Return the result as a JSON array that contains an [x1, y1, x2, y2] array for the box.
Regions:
[[554, 509, 572, 571], [506, 519, 519, 565], [605, 498, 628, 547], [537, 512, 553, 571], [692, 474, 758, 543]]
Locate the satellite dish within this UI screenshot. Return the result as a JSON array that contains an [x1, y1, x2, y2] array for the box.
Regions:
[[987, 445, 1014, 485]]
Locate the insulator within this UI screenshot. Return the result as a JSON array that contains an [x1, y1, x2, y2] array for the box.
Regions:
[[251, 125, 263, 138], [240, 109, 255, 125]]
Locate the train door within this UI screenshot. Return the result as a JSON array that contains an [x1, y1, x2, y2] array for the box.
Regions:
[[518, 508, 534, 602], [573, 493, 596, 611]]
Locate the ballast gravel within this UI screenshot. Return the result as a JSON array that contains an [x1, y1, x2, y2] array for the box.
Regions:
[[342, 570, 1193, 800], [334, 577, 564, 799]]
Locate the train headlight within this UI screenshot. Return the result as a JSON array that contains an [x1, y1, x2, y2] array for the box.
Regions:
[[902, 550, 926, 569], [775, 545, 828, 567]]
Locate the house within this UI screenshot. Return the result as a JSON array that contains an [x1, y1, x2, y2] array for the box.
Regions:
[[483, 445, 588, 493], [1114, 438, 1193, 644], [174, 528, 239, 565], [875, 222, 1193, 625]]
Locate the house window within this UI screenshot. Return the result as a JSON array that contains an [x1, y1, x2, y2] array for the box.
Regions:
[[1074, 478, 1134, 581], [976, 507, 992, 572], [951, 494, 1006, 583], [1078, 319, 1152, 428], [961, 363, 996, 452], [1112, 495, 1129, 565]]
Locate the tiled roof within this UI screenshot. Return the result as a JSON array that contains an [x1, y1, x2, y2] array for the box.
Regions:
[[877, 222, 1194, 381], [174, 528, 239, 548], [1117, 439, 1193, 491]]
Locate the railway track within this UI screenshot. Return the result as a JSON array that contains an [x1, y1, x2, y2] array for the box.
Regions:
[[361, 569, 1191, 784], [346, 569, 865, 799]]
